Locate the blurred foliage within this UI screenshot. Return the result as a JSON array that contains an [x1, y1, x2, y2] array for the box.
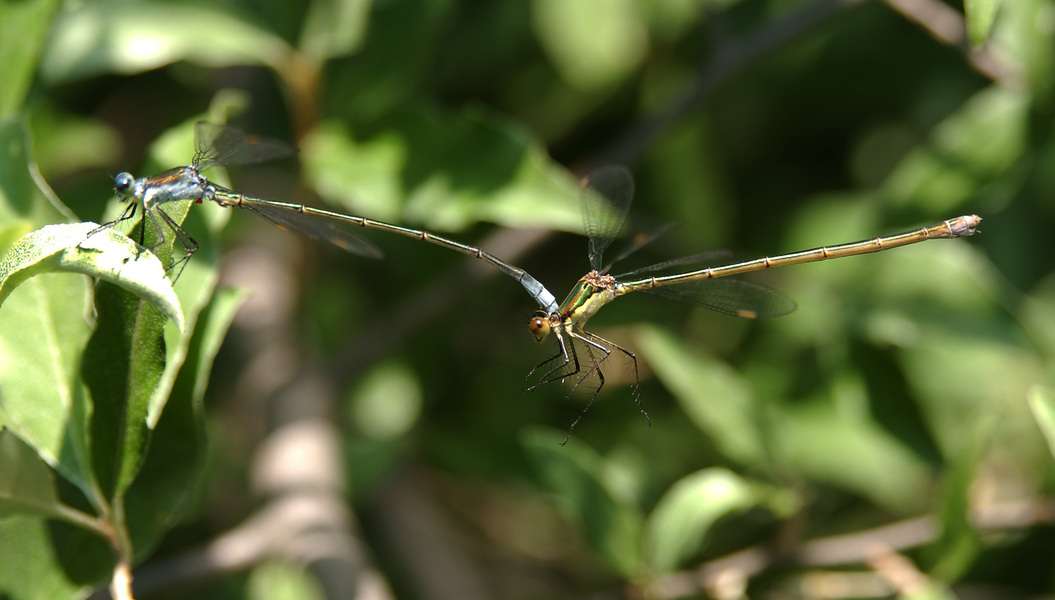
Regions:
[[1, 0, 1053, 598]]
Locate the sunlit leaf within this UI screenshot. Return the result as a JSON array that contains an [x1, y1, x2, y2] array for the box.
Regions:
[[0, 256, 95, 495], [0, 223, 183, 330], [884, 87, 1027, 213], [248, 560, 327, 600], [0, 117, 97, 498], [964, 0, 1001, 47], [644, 468, 757, 573], [532, 0, 647, 90], [1028, 386, 1055, 459], [302, 114, 582, 232], [41, 1, 292, 83]]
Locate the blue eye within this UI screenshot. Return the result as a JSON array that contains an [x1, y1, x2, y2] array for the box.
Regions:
[[114, 172, 135, 196]]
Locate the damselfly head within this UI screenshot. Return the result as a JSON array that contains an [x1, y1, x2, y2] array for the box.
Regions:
[[113, 172, 135, 198], [528, 310, 552, 342]]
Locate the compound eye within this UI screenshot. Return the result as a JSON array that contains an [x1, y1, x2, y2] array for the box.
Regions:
[[528, 310, 550, 341], [113, 172, 135, 196]]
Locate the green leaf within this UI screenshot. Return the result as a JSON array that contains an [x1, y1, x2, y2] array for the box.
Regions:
[[0, 113, 239, 563], [40, 1, 293, 83], [82, 278, 168, 499], [0, 261, 95, 494], [884, 87, 1026, 213], [301, 113, 582, 233], [532, 0, 647, 91], [633, 325, 766, 466], [900, 333, 1040, 461], [1028, 386, 1055, 458], [0, 118, 100, 498], [964, 0, 1001, 47], [926, 425, 985, 581], [29, 111, 124, 179], [0, 515, 86, 599], [0, 117, 75, 230], [774, 389, 933, 514], [299, 0, 371, 62], [643, 468, 757, 573], [0, 427, 104, 537], [75, 115, 224, 511], [521, 427, 643, 578], [123, 286, 244, 557], [0, 222, 184, 330], [0, 428, 63, 518], [0, 0, 61, 117], [133, 111, 237, 424], [248, 560, 327, 600]]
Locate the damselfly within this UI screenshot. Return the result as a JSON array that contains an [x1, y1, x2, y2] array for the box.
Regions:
[[100, 121, 557, 309], [526, 166, 980, 443]]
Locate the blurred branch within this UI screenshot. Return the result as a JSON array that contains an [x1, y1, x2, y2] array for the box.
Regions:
[[360, 468, 492, 600], [644, 497, 1055, 599], [109, 563, 132, 600], [879, 0, 1019, 87], [866, 546, 931, 597], [279, 51, 322, 143]]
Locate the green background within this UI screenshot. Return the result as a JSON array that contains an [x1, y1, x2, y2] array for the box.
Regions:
[[3, 0, 1053, 598]]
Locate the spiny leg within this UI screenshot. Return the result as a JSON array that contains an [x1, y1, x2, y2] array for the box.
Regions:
[[152, 207, 199, 281], [578, 330, 650, 428], [88, 200, 139, 239], [525, 350, 564, 390], [566, 333, 610, 396], [526, 330, 581, 391], [561, 335, 610, 446], [84, 200, 155, 264]]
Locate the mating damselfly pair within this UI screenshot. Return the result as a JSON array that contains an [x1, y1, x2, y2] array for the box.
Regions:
[[98, 122, 981, 441]]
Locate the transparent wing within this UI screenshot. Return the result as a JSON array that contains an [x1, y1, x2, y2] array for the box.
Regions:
[[643, 278, 797, 319], [209, 187, 383, 259], [581, 165, 634, 272], [193, 122, 295, 171], [602, 222, 680, 273], [616, 249, 734, 278]]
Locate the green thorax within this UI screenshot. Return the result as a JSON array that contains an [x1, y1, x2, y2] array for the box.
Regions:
[[558, 271, 620, 328]]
